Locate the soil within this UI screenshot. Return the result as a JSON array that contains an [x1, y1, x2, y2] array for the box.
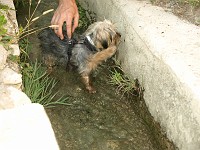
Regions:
[[15, 0, 181, 150], [151, 0, 200, 26]]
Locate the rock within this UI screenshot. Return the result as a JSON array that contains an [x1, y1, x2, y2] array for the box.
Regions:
[[0, 67, 22, 85], [0, 45, 7, 70], [0, 85, 31, 110], [0, 103, 59, 150], [8, 44, 20, 56]]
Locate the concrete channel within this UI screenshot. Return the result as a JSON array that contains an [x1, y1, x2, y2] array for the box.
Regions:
[[0, 0, 200, 149], [77, 0, 200, 149]]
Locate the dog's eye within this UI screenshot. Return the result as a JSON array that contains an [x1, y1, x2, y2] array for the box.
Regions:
[[101, 40, 108, 49]]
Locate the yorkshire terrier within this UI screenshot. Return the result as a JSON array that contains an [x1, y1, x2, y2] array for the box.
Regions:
[[38, 20, 121, 93]]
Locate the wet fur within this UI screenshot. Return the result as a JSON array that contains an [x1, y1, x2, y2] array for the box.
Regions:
[[38, 20, 121, 93]]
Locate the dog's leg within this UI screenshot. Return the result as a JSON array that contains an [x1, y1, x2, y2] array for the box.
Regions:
[[87, 45, 117, 71], [81, 74, 96, 93], [80, 45, 117, 93]]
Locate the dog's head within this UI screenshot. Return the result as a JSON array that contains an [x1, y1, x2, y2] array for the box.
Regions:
[[84, 20, 121, 51]]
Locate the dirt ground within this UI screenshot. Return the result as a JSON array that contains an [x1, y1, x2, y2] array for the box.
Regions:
[[151, 0, 200, 25]]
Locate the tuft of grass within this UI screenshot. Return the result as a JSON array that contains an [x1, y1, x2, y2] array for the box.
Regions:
[[76, 2, 96, 34], [14, 0, 72, 108], [0, 3, 10, 10], [16, 0, 54, 40], [153, 0, 200, 7], [0, 14, 7, 36], [21, 60, 71, 108], [187, 0, 200, 7], [18, 38, 32, 62], [108, 58, 143, 98], [19, 36, 71, 108]]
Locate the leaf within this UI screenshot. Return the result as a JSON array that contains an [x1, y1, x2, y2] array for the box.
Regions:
[[0, 28, 7, 35], [1, 35, 12, 42], [0, 15, 7, 25]]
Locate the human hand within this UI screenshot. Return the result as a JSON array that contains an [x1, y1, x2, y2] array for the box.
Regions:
[[51, 0, 79, 39]]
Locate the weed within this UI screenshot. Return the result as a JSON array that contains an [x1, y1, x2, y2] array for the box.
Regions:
[[21, 60, 71, 108], [12, 0, 73, 107], [0, 14, 7, 35], [16, 0, 54, 40], [0, 3, 10, 43], [0, 3, 10, 10], [108, 58, 143, 98], [19, 37, 71, 107], [19, 38, 31, 62], [187, 0, 200, 7]]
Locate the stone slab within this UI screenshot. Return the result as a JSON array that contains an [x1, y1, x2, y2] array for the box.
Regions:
[[0, 103, 59, 150]]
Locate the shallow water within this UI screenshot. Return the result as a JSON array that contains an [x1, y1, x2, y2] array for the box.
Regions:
[[16, 1, 176, 149]]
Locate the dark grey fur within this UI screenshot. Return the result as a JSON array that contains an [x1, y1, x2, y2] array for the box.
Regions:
[[38, 28, 97, 72]]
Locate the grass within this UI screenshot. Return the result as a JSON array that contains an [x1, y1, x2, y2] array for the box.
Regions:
[[19, 38, 71, 108], [76, 2, 96, 33], [177, 0, 200, 7], [15, 0, 71, 107], [151, 0, 200, 7], [108, 58, 143, 98], [15, 0, 96, 107], [22, 60, 71, 108], [14, 0, 55, 41], [187, 0, 200, 7]]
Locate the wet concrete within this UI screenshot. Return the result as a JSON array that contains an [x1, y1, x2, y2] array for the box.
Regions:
[[15, 0, 176, 149]]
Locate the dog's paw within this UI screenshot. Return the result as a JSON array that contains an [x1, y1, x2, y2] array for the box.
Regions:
[[86, 86, 96, 94]]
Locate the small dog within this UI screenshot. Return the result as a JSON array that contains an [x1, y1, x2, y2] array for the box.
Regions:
[[38, 20, 121, 93]]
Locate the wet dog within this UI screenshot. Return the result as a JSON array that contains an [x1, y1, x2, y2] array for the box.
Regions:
[[38, 20, 121, 93]]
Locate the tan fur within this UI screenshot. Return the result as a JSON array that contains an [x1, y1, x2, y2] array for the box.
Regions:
[[80, 25, 121, 93]]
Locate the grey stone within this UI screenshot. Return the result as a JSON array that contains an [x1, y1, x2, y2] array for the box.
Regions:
[[0, 85, 31, 110], [0, 67, 22, 85], [0, 103, 59, 150], [8, 44, 20, 56], [0, 45, 7, 70]]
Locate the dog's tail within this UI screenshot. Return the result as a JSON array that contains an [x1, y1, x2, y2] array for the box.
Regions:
[[38, 28, 69, 58]]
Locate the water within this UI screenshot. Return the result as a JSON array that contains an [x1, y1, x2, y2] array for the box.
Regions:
[[16, 0, 176, 149]]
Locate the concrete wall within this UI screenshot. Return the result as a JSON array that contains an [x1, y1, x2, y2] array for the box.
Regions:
[[77, 0, 200, 149]]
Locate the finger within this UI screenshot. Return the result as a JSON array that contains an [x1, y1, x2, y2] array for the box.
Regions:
[[52, 16, 64, 39], [57, 22, 64, 40], [51, 11, 58, 25], [72, 13, 79, 33], [66, 16, 73, 39], [51, 14, 56, 25]]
